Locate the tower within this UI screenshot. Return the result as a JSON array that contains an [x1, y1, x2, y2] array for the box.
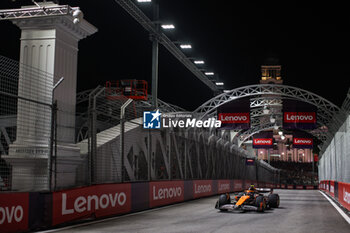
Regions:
[[257, 58, 284, 162], [260, 57, 283, 84]]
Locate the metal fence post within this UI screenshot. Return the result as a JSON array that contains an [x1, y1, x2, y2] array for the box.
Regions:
[[91, 100, 97, 183], [255, 162, 259, 184], [48, 77, 63, 191], [148, 129, 151, 181], [87, 86, 101, 185], [91, 87, 105, 184], [87, 110, 92, 185], [167, 130, 172, 180], [120, 117, 125, 182], [184, 139, 187, 180], [48, 103, 55, 191], [120, 99, 133, 183], [53, 100, 58, 191]]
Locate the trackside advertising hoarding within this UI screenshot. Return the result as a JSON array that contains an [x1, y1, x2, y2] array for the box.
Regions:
[[283, 99, 317, 129], [233, 179, 243, 191], [52, 183, 131, 226], [0, 179, 287, 232], [193, 180, 213, 198], [149, 181, 184, 208], [0, 193, 29, 233], [329, 181, 335, 197], [338, 182, 350, 211], [217, 180, 231, 194], [320, 180, 350, 212], [217, 98, 250, 130]]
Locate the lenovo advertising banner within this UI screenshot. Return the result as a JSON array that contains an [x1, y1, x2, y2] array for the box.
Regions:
[[329, 181, 335, 197], [149, 181, 184, 208], [233, 179, 243, 191], [217, 98, 250, 130], [193, 180, 213, 198], [293, 132, 313, 149], [52, 183, 131, 226], [0, 193, 29, 233], [338, 182, 350, 211], [253, 131, 273, 149], [283, 99, 317, 129], [217, 180, 231, 194]]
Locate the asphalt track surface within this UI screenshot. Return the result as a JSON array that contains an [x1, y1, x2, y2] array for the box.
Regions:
[[48, 189, 349, 233]]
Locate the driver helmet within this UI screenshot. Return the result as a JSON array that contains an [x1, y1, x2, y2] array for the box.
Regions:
[[248, 184, 256, 191]]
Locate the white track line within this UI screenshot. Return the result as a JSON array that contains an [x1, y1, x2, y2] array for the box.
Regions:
[[319, 191, 350, 224]]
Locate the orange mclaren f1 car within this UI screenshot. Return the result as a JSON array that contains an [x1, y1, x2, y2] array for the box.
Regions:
[[215, 185, 280, 212]]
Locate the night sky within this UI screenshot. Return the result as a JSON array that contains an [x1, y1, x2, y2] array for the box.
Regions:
[[0, 0, 349, 111]]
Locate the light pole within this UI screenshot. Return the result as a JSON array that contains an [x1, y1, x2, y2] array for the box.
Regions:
[[139, 0, 174, 109], [151, 0, 159, 109], [136, 0, 222, 101]]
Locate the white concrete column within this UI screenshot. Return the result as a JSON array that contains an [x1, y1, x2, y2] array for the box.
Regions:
[[5, 2, 97, 191]]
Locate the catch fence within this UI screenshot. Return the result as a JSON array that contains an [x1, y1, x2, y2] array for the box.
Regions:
[[0, 54, 279, 192]]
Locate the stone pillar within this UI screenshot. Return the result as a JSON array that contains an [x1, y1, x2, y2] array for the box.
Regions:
[[5, 2, 97, 191]]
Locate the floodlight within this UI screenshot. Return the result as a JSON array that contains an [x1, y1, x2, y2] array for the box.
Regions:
[[270, 116, 276, 123], [161, 24, 175, 29], [263, 105, 270, 114], [72, 9, 83, 24], [180, 44, 192, 49]]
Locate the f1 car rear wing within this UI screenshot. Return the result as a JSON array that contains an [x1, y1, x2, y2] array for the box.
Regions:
[[229, 188, 274, 194], [256, 188, 274, 193]]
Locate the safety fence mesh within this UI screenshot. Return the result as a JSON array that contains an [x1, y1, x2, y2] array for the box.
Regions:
[[318, 88, 350, 183], [78, 88, 280, 187], [1, 54, 279, 192], [0, 55, 57, 191]]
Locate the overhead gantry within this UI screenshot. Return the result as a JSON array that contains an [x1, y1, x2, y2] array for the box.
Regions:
[[193, 84, 347, 153]]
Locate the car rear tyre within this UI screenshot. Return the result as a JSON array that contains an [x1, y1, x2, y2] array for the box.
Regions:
[[268, 194, 280, 208], [218, 194, 231, 211]]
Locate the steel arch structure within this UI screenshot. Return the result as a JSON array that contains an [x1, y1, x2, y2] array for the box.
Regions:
[[194, 84, 342, 119], [193, 84, 347, 149]]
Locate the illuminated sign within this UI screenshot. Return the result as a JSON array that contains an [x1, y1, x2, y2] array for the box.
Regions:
[[246, 158, 255, 165], [253, 131, 273, 149]]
